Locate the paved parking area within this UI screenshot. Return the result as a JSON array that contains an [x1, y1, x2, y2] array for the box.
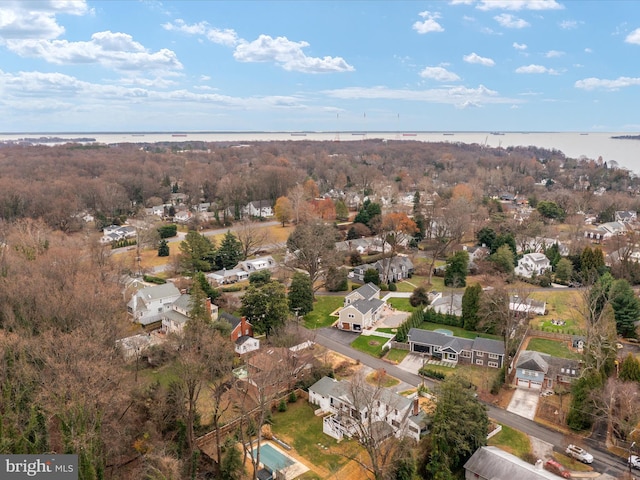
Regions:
[[507, 388, 540, 420]]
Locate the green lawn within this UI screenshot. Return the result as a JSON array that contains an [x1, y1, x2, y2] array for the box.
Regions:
[[387, 297, 417, 312], [304, 296, 344, 329], [419, 322, 502, 341], [394, 275, 445, 293], [385, 348, 409, 363], [350, 334, 389, 357], [527, 338, 581, 360], [488, 424, 531, 459], [270, 402, 353, 473]]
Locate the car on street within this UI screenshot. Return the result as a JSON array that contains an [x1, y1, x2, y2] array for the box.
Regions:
[[566, 444, 593, 464], [629, 455, 640, 470], [544, 459, 571, 478]]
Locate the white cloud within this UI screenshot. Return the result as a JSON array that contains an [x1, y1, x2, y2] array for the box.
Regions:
[[584, 47, 593, 53], [559, 20, 578, 29], [463, 52, 495, 66], [419, 66, 460, 81], [0, 0, 90, 40], [575, 76, 640, 90], [233, 35, 354, 73], [163, 20, 239, 47], [323, 84, 521, 107], [494, 14, 529, 28], [413, 11, 444, 34], [5, 31, 183, 72], [515, 64, 558, 74], [513, 42, 528, 50], [477, 0, 563, 11], [545, 50, 564, 58], [625, 28, 640, 45]]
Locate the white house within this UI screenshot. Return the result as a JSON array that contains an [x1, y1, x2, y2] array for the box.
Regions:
[[237, 255, 276, 273], [127, 283, 182, 326], [308, 376, 428, 442], [161, 294, 192, 334], [615, 210, 637, 223], [173, 210, 192, 223], [242, 200, 273, 218], [514, 253, 551, 278], [509, 296, 546, 315], [100, 225, 137, 244]]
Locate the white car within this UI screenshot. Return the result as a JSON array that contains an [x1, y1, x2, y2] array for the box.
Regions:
[[566, 444, 593, 464], [629, 455, 640, 470]]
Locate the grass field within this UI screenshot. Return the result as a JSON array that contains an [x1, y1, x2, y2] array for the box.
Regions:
[[270, 402, 354, 475], [488, 424, 531, 458], [418, 322, 502, 341], [387, 297, 417, 312], [385, 348, 409, 363], [526, 337, 581, 359], [350, 335, 389, 356], [304, 296, 343, 329]]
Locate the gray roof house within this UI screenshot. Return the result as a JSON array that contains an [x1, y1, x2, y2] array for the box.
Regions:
[[127, 283, 182, 326], [351, 256, 414, 284], [464, 446, 561, 480], [515, 350, 581, 390], [338, 283, 385, 332], [408, 328, 504, 368], [308, 376, 428, 442]]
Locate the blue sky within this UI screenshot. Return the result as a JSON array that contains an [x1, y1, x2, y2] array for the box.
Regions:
[[2, 0, 640, 133]]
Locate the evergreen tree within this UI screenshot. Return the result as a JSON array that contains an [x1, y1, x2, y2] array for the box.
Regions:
[[619, 353, 640, 382], [444, 250, 469, 287], [544, 243, 561, 268], [179, 231, 215, 273], [157, 239, 170, 257], [363, 268, 380, 285], [214, 231, 243, 270], [555, 258, 573, 284], [194, 271, 220, 303], [610, 278, 640, 338], [490, 244, 515, 274], [248, 269, 271, 286], [462, 283, 482, 331], [241, 281, 289, 337], [476, 227, 496, 251], [428, 375, 488, 478], [288, 272, 314, 315]]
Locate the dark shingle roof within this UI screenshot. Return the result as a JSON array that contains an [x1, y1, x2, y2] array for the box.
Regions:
[[220, 311, 241, 330]]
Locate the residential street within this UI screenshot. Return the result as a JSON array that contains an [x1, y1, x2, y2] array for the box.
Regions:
[[312, 326, 628, 479]]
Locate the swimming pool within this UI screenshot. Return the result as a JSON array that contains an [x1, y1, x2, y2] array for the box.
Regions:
[[252, 443, 295, 472], [434, 328, 453, 336]]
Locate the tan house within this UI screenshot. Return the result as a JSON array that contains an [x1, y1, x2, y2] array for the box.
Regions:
[[337, 283, 385, 332]]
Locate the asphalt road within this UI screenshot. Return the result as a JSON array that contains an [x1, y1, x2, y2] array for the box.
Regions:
[[312, 326, 629, 479]]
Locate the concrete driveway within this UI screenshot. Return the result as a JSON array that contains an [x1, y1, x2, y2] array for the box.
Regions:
[[507, 388, 540, 420], [398, 352, 425, 374]]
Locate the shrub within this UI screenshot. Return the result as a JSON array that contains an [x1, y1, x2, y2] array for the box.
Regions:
[[491, 367, 505, 395], [143, 274, 166, 284], [418, 367, 446, 380], [388, 282, 397, 292], [278, 399, 287, 412]]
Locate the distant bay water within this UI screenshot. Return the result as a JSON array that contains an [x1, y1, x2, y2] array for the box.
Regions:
[[2, 131, 639, 175]]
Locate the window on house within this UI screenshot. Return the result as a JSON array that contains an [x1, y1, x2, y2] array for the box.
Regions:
[[489, 353, 499, 359], [475, 359, 484, 366], [572, 370, 576, 375], [488, 361, 499, 368], [348, 313, 354, 318], [477, 351, 484, 356], [461, 351, 471, 358]]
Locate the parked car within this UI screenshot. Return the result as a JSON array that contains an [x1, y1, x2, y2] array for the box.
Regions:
[[544, 459, 571, 478], [629, 455, 640, 470], [566, 444, 593, 464]]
